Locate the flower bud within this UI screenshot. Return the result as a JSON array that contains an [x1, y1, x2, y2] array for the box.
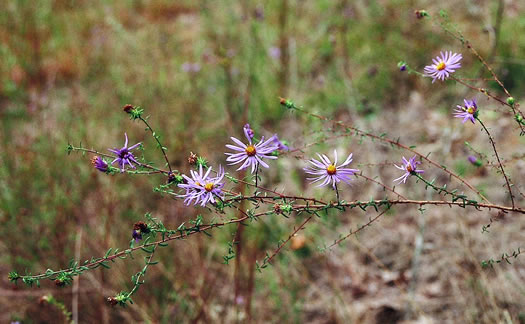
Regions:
[[398, 61, 407, 72], [188, 152, 198, 165], [123, 104, 134, 113], [468, 155, 483, 167], [507, 97, 515, 106]]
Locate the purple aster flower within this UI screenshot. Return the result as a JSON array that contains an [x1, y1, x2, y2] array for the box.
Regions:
[[304, 150, 359, 189], [424, 51, 462, 83], [394, 155, 424, 184], [178, 165, 225, 206], [271, 134, 289, 151], [91, 156, 108, 172], [225, 127, 279, 173], [454, 99, 478, 124], [243, 123, 254, 139], [108, 133, 141, 172]]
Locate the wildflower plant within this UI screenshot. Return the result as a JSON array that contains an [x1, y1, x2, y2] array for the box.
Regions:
[[10, 9, 525, 314]]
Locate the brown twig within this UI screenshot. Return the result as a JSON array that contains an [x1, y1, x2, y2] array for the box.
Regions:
[[476, 118, 515, 207], [328, 209, 389, 249], [260, 216, 313, 267]]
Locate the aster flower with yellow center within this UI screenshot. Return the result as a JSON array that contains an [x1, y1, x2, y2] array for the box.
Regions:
[[424, 51, 462, 83], [394, 155, 424, 184], [225, 125, 279, 174], [304, 150, 359, 189], [178, 165, 225, 207], [453, 99, 478, 124]]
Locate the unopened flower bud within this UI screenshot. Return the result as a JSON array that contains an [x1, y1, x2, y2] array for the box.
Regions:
[[507, 97, 515, 106], [468, 155, 483, 167], [188, 152, 198, 165], [107, 297, 118, 306], [123, 104, 134, 113], [55, 279, 66, 287]]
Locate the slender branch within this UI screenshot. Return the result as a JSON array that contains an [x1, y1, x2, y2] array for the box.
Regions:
[[138, 116, 173, 173], [357, 173, 408, 200], [16, 197, 524, 284], [261, 216, 313, 267], [476, 118, 515, 207], [328, 208, 389, 249], [294, 199, 524, 213], [451, 76, 511, 111], [127, 245, 157, 299], [414, 173, 469, 202]]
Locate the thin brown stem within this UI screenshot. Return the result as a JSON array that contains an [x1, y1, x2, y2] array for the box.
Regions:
[[477, 118, 515, 207], [20, 197, 524, 282], [261, 216, 313, 267], [328, 209, 389, 249], [139, 116, 172, 173]]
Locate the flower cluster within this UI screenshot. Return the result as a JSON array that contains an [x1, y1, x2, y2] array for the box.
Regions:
[[422, 52, 483, 125]]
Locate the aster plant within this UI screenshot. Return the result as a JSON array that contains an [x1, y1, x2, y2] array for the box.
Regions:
[[454, 99, 479, 124], [178, 165, 225, 207], [394, 156, 424, 184], [109, 133, 142, 172], [424, 51, 462, 83], [225, 126, 279, 174]]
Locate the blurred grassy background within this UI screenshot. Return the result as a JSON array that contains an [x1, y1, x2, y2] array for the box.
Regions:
[[1, 0, 525, 323]]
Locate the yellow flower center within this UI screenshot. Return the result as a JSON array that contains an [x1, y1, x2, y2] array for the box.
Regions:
[[467, 106, 475, 114], [326, 164, 337, 175], [204, 183, 214, 192], [245, 145, 256, 156], [436, 61, 446, 71]]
